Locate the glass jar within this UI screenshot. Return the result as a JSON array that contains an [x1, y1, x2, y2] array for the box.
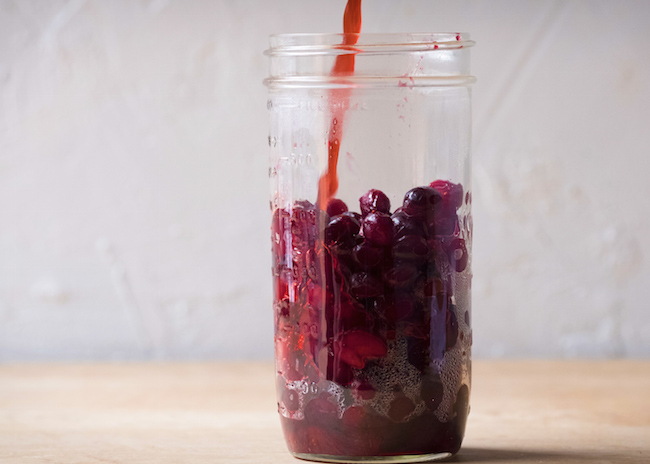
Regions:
[[265, 33, 475, 463]]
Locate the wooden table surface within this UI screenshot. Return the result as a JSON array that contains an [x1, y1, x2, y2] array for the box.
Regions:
[[0, 361, 648, 463]]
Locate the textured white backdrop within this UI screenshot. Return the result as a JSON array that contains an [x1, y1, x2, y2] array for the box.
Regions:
[[1, 0, 649, 360]]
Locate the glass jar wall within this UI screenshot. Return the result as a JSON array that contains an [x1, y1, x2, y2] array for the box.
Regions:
[[266, 33, 475, 463]]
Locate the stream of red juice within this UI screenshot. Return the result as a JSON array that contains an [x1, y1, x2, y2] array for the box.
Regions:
[[316, 0, 362, 210]]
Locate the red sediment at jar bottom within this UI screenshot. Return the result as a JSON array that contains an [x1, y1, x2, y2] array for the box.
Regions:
[[281, 407, 467, 457]]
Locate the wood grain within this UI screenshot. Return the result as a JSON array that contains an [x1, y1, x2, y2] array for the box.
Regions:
[[0, 361, 648, 463]]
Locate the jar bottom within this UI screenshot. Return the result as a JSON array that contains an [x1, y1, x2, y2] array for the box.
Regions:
[[292, 452, 454, 463]]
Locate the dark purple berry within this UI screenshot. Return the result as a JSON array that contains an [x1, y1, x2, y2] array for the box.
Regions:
[[383, 264, 418, 288], [282, 388, 300, 412], [391, 209, 427, 239], [326, 198, 348, 217], [402, 187, 442, 219], [325, 213, 360, 246], [359, 189, 391, 217], [392, 235, 430, 263], [388, 395, 415, 422], [352, 242, 384, 269], [446, 237, 468, 272], [430, 179, 464, 210], [428, 213, 458, 237], [421, 375, 444, 411], [362, 212, 393, 246], [350, 272, 383, 298], [407, 337, 430, 372]]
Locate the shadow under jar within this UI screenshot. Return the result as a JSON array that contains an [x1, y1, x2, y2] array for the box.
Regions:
[[265, 33, 475, 463]]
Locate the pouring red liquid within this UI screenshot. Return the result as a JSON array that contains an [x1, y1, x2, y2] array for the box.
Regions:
[[316, 0, 362, 210]]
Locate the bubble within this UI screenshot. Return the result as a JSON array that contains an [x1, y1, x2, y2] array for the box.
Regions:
[[360, 338, 425, 422]]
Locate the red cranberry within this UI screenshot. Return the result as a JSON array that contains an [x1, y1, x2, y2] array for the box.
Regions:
[[407, 337, 431, 372], [352, 242, 384, 269], [391, 209, 427, 239], [387, 295, 415, 320], [362, 212, 394, 246], [325, 213, 360, 246], [430, 179, 464, 209], [336, 330, 387, 369], [421, 376, 444, 411], [304, 392, 338, 419], [282, 388, 301, 412], [446, 237, 468, 272], [428, 213, 458, 237], [388, 395, 415, 422], [350, 272, 383, 298], [359, 189, 391, 217], [383, 264, 418, 288], [392, 235, 430, 263], [326, 198, 348, 217], [402, 186, 442, 219]]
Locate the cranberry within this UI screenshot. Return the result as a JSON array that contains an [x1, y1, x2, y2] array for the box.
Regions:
[[350, 272, 383, 298], [388, 395, 415, 422], [320, 346, 355, 385], [362, 211, 394, 246], [282, 388, 301, 412], [392, 235, 430, 263], [428, 213, 458, 237], [326, 198, 348, 217], [402, 186, 442, 219], [337, 290, 367, 321], [446, 237, 468, 272], [430, 179, 464, 210], [391, 209, 426, 239], [336, 330, 387, 369], [383, 264, 418, 288], [359, 189, 391, 217], [421, 376, 444, 411], [304, 392, 339, 418], [387, 295, 415, 320], [352, 242, 384, 269], [324, 212, 360, 247], [407, 337, 430, 372]]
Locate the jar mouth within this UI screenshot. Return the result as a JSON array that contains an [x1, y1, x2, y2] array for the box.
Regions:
[[265, 32, 475, 88], [266, 33, 474, 56]]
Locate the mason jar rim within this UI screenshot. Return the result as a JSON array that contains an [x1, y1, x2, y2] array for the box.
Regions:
[[265, 32, 475, 56]]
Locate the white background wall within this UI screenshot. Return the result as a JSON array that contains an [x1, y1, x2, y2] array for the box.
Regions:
[[1, 0, 649, 360]]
